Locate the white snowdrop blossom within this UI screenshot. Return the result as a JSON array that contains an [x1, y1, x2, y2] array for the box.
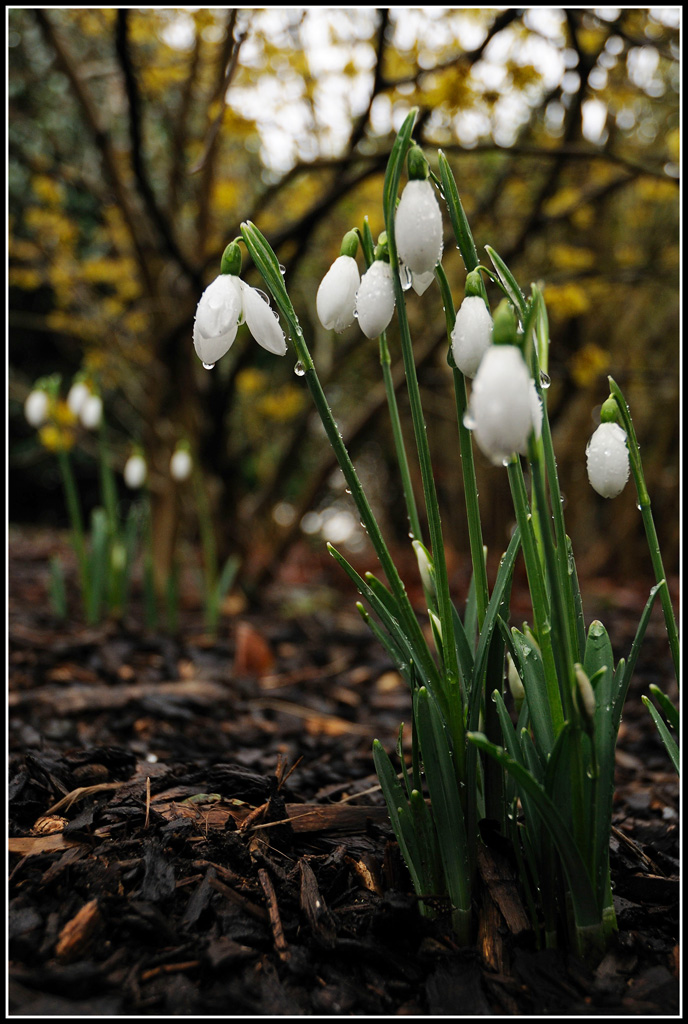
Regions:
[[316, 255, 360, 332], [79, 393, 103, 430], [395, 179, 443, 275], [123, 453, 147, 490], [170, 447, 193, 482], [451, 296, 494, 378], [193, 274, 286, 367], [24, 389, 50, 428], [586, 422, 630, 498], [467, 345, 538, 465], [67, 381, 90, 417], [354, 260, 396, 339]]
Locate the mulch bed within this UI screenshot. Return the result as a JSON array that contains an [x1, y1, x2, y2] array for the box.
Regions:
[[8, 528, 680, 1016]]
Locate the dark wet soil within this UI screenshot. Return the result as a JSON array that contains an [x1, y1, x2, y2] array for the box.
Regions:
[[8, 528, 680, 1016]]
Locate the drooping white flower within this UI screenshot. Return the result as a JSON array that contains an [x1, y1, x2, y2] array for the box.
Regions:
[[170, 447, 193, 482], [395, 179, 443, 275], [354, 260, 396, 339], [316, 255, 360, 332], [451, 296, 493, 378], [24, 389, 50, 428], [79, 393, 103, 430], [586, 422, 629, 498], [240, 281, 288, 356], [123, 453, 147, 489], [467, 345, 537, 465], [193, 274, 287, 366], [67, 381, 91, 417]]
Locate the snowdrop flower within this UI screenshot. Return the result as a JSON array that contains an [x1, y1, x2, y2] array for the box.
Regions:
[[67, 380, 90, 417], [170, 445, 193, 482], [317, 233, 361, 332], [395, 178, 443, 276], [79, 393, 103, 430], [467, 345, 539, 465], [193, 242, 286, 368], [586, 422, 629, 498], [451, 296, 493, 378], [24, 388, 50, 428], [123, 452, 147, 490], [355, 260, 396, 339]]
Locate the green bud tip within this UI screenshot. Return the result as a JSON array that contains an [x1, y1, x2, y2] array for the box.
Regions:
[[339, 229, 359, 259], [599, 396, 620, 424], [407, 144, 429, 181], [220, 241, 242, 276], [491, 299, 519, 346], [464, 268, 484, 299]]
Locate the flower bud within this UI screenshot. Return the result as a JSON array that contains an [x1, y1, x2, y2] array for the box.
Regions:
[[574, 663, 596, 728], [24, 389, 50, 428], [79, 393, 103, 430], [507, 653, 525, 709], [586, 422, 629, 498], [316, 255, 360, 332], [170, 445, 193, 482], [467, 345, 538, 465], [355, 260, 396, 339], [123, 452, 147, 489], [395, 179, 443, 275], [412, 540, 436, 598], [451, 296, 493, 378]]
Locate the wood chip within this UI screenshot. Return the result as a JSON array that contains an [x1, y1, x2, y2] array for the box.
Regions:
[[55, 899, 103, 963]]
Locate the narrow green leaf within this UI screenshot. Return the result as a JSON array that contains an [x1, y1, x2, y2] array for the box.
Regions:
[[506, 625, 555, 758], [648, 684, 679, 732], [484, 245, 527, 318], [613, 581, 665, 730], [641, 698, 680, 774], [436, 152, 480, 274]]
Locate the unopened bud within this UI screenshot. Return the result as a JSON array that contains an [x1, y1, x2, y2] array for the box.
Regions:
[[507, 653, 525, 706], [575, 663, 596, 726]]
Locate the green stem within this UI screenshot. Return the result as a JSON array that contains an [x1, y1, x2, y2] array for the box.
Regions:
[[57, 447, 90, 615], [506, 458, 565, 733], [435, 262, 489, 629], [608, 377, 679, 682], [379, 330, 423, 543]]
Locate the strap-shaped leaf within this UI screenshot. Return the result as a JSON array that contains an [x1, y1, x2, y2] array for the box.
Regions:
[[648, 684, 679, 732], [642, 698, 680, 774], [484, 245, 527, 318], [468, 732, 601, 929], [436, 152, 480, 274], [505, 624, 555, 758], [373, 739, 426, 895], [584, 619, 615, 710], [613, 581, 665, 730], [415, 687, 472, 917]]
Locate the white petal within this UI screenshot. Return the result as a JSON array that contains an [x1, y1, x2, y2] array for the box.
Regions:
[[354, 261, 396, 339], [316, 255, 360, 331], [67, 382, 90, 416], [586, 422, 629, 498], [170, 449, 193, 482], [241, 283, 287, 356], [450, 296, 493, 378], [123, 454, 147, 489], [80, 394, 103, 430], [24, 389, 50, 428], [468, 346, 535, 465], [395, 179, 443, 275], [411, 270, 435, 296], [193, 274, 242, 365]]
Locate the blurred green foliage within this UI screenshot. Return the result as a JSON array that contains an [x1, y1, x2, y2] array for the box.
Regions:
[[8, 8, 679, 590]]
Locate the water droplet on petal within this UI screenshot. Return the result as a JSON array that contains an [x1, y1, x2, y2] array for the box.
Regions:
[[202, 362, 215, 370], [294, 361, 305, 377]]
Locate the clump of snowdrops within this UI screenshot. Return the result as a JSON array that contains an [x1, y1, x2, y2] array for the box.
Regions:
[[192, 110, 679, 959], [24, 377, 238, 633]]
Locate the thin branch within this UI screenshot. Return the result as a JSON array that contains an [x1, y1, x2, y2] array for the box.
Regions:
[[34, 9, 153, 292], [115, 10, 202, 288]]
